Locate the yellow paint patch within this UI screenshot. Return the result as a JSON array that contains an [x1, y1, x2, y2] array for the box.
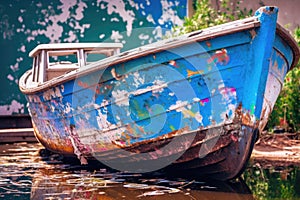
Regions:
[[187, 69, 204, 77]]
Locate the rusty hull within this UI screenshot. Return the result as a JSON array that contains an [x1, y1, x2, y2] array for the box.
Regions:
[[33, 105, 258, 181]]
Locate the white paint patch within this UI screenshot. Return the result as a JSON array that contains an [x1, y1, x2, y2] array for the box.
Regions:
[[138, 33, 149, 40], [18, 16, 23, 23], [99, 34, 105, 39], [111, 17, 119, 22], [169, 100, 189, 111], [195, 111, 203, 123], [43, 86, 63, 101], [74, 22, 90, 34], [152, 26, 163, 40], [27, 95, 41, 103], [158, 0, 183, 26], [63, 30, 77, 42], [26, 0, 89, 43], [153, 79, 165, 86], [128, 0, 139, 10], [132, 72, 145, 88], [219, 87, 237, 104], [220, 103, 236, 120], [10, 63, 19, 72], [7, 74, 14, 81], [1, 16, 14, 39], [74, 1, 87, 20], [0, 100, 24, 115], [193, 97, 200, 102], [111, 89, 129, 106], [99, 0, 135, 36], [140, 3, 145, 9], [64, 102, 72, 114], [96, 107, 112, 130], [16, 57, 23, 62], [146, 14, 155, 24], [110, 30, 123, 42]]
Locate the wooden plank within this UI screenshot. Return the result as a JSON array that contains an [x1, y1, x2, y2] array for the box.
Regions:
[[0, 128, 37, 143], [29, 43, 123, 57]]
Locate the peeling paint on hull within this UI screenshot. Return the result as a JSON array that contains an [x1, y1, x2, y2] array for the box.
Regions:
[[19, 7, 300, 180]]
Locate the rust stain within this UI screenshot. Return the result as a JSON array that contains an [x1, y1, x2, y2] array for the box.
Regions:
[[207, 49, 230, 65], [77, 80, 90, 89], [111, 68, 123, 80], [169, 60, 178, 67], [69, 125, 91, 164], [95, 83, 113, 95], [249, 29, 257, 40], [233, 103, 256, 128], [112, 126, 190, 150], [33, 123, 74, 155], [206, 41, 211, 48]]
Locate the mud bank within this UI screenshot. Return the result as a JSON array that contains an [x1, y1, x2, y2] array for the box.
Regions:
[[251, 133, 300, 166]]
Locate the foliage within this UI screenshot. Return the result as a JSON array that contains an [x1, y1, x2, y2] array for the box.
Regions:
[[243, 165, 300, 199], [173, 0, 252, 34], [267, 28, 300, 132]]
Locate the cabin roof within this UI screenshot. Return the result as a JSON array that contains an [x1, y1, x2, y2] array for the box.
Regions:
[[29, 43, 123, 57]]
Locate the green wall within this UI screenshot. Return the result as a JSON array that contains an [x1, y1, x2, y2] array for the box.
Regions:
[[0, 0, 187, 115]]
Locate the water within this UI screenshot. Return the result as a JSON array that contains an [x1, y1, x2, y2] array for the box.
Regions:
[[0, 142, 299, 200]]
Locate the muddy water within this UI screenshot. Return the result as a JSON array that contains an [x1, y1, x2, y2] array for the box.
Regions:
[[0, 142, 299, 200]]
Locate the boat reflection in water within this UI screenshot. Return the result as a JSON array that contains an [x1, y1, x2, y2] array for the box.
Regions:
[[1, 142, 299, 199], [1, 142, 254, 199], [31, 166, 254, 200]]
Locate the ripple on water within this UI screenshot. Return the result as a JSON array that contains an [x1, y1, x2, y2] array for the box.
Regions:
[[2, 142, 298, 199]]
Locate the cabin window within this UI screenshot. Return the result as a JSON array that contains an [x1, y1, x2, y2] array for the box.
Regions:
[[32, 51, 45, 82], [29, 43, 123, 83], [85, 52, 107, 63], [46, 50, 82, 81], [47, 50, 80, 68], [32, 56, 39, 82]]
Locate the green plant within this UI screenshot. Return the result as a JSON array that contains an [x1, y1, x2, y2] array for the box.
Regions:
[[173, 0, 252, 34]]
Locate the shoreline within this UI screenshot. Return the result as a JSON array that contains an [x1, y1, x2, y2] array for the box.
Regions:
[[250, 133, 300, 167]]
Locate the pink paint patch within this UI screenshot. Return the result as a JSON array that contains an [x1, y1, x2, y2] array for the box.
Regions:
[[219, 87, 236, 95], [230, 133, 239, 142], [199, 98, 210, 106]]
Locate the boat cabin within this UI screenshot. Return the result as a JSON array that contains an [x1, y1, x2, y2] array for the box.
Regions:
[[29, 43, 123, 83]]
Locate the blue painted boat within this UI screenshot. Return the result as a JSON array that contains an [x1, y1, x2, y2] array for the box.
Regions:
[[19, 6, 299, 180]]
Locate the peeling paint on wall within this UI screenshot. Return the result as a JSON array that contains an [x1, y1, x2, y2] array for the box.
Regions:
[[0, 100, 24, 115], [0, 0, 187, 115]]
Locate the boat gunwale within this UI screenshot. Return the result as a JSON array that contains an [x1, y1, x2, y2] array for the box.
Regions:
[[29, 43, 124, 58], [19, 17, 261, 94], [276, 23, 300, 70], [20, 17, 300, 95]]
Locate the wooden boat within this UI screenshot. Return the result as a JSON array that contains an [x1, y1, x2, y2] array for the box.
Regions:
[[19, 6, 300, 180]]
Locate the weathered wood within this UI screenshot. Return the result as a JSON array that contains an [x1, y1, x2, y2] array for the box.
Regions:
[[0, 128, 36, 143], [18, 6, 300, 180]]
